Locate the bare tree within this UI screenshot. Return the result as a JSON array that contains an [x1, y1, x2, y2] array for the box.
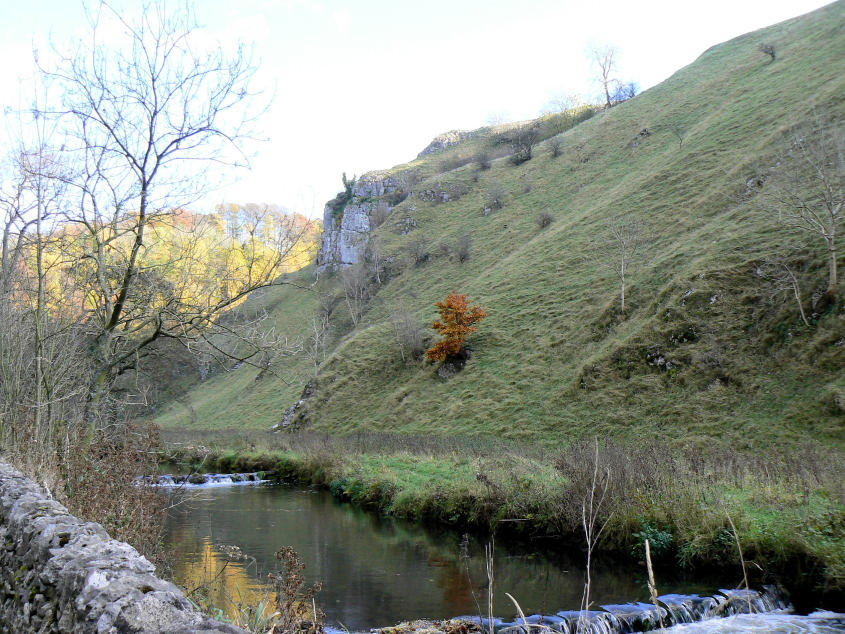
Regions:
[[541, 92, 582, 116], [389, 305, 425, 362], [758, 255, 811, 327], [486, 110, 510, 126], [578, 438, 611, 633], [405, 236, 430, 266], [341, 263, 370, 326], [759, 114, 843, 308], [590, 213, 650, 313], [370, 202, 391, 230], [31, 1, 312, 411], [366, 234, 386, 284], [304, 313, 329, 377], [591, 44, 619, 110], [667, 122, 687, 150], [0, 144, 90, 459]]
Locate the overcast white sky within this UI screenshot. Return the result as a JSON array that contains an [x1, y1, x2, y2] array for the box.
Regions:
[[0, 0, 833, 218]]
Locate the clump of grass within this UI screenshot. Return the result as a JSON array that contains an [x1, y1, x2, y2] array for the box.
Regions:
[[271, 546, 326, 634]]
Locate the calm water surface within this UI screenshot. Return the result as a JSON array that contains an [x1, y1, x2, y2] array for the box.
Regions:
[[164, 483, 731, 630]]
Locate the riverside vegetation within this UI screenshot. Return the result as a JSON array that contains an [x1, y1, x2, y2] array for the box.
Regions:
[[159, 429, 844, 609], [152, 1, 845, 605]]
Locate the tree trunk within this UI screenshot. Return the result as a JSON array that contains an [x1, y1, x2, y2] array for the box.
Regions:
[[620, 259, 626, 313], [783, 264, 810, 327], [34, 179, 45, 443]]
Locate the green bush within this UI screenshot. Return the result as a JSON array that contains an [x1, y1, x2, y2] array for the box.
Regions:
[[632, 522, 674, 559]]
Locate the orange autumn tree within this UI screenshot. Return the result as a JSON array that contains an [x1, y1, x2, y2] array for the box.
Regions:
[[426, 292, 487, 362]]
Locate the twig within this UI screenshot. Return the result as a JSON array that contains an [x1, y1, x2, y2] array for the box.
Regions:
[[644, 539, 666, 633], [725, 511, 754, 615], [486, 540, 495, 634], [505, 592, 529, 633]]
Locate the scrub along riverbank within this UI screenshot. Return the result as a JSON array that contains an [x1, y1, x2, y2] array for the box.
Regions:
[[159, 429, 845, 611]]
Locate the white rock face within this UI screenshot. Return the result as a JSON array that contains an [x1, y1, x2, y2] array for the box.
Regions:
[[316, 172, 401, 271], [417, 130, 473, 157]]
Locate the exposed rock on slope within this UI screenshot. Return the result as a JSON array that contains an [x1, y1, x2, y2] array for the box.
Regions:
[[317, 171, 402, 270], [417, 130, 474, 157]]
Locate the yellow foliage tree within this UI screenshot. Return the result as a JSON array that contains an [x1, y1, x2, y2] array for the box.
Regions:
[[426, 292, 487, 362]]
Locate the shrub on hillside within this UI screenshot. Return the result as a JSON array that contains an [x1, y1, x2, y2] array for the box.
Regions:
[[485, 183, 506, 212], [399, 168, 422, 191], [453, 234, 472, 263], [328, 172, 356, 219], [425, 292, 487, 362], [509, 124, 541, 165], [369, 202, 391, 228], [475, 150, 492, 170], [390, 306, 426, 362], [536, 209, 554, 229], [548, 137, 563, 158], [757, 42, 776, 62], [439, 153, 474, 172], [521, 175, 532, 194], [383, 189, 409, 206], [405, 236, 431, 266]]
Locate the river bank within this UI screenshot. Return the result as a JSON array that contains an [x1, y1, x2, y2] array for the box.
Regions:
[[158, 429, 845, 611]]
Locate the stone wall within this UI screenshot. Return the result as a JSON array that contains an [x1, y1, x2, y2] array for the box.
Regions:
[[0, 462, 245, 633]]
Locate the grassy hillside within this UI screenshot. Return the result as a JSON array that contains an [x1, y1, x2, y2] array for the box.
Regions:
[[154, 2, 844, 449]]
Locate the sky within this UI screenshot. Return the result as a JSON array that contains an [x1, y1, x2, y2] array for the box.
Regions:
[[0, 0, 834, 218]]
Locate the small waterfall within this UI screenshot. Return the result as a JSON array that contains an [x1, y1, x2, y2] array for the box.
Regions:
[[660, 610, 845, 633], [706, 586, 789, 617], [139, 471, 269, 488], [464, 586, 841, 634], [657, 594, 716, 624], [600, 602, 668, 631]]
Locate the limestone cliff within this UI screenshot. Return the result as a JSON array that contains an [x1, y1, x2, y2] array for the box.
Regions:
[[416, 129, 474, 157], [316, 171, 402, 271], [315, 129, 477, 271]]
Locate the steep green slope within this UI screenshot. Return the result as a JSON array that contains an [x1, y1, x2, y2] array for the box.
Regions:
[[155, 2, 845, 447], [152, 267, 322, 429]]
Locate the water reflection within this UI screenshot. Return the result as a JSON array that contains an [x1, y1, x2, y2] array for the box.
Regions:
[[164, 484, 722, 630]]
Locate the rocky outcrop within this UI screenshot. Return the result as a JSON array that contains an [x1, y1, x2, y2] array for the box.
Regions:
[[0, 462, 244, 633], [417, 130, 474, 157], [315, 127, 477, 271], [316, 172, 402, 271]]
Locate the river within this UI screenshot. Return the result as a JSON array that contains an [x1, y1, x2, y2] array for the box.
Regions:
[[161, 480, 845, 632]]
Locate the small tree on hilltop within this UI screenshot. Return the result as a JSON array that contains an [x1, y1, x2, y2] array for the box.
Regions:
[[425, 292, 487, 362]]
